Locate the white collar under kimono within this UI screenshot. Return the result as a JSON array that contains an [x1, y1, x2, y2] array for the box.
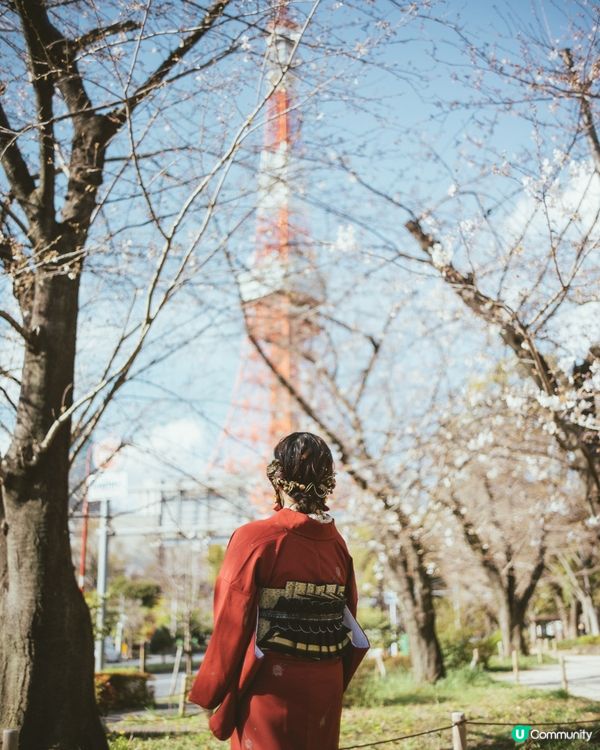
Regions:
[[286, 503, 334, 524]]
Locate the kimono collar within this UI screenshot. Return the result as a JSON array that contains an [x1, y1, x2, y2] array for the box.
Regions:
[[274, 507, 338, 540]]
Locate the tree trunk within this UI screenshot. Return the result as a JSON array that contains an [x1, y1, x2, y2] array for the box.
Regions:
[[498, 602, 511, 657], [0, 272, 107, 749], [581, 568, 600, 636], [581, 594, 600, 636], [551, 582, 569, 641], [400, 602, 446, 683], [390, 535, 445, 682], [498, 597, 528, 656], [568, 598, 581, 640]]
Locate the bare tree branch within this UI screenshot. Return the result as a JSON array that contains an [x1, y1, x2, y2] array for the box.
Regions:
[[0, 100, 37, 218], [561, 48, 600, 174], [405, 212, 600, 515], [405, 217, 560, 396], [16, 0, 56, 223], [0, 309, 31, 342], [447, 491, 503, 584], [107, 0, 232, 129], [71, 20, 140, 51]]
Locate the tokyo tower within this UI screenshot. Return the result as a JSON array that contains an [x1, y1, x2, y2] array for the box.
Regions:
[[213, 2, 324, 512]]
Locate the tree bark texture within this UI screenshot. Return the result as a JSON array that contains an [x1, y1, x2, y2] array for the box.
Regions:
[[0, 274, 108, 749], [388, 532, 445, 682], [569, 598, 581, 640], [497, 594, 528, 656], [550, 583, 570, 641]]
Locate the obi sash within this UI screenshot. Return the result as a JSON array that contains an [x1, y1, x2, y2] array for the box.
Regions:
[[256, 580, 351, 660]]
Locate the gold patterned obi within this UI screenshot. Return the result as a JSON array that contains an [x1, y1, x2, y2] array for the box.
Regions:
[[256, 581, 351, 660]]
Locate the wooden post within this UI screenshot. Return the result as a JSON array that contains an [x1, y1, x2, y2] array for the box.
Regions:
[[497, 641, 504, 659], [552, 639, 558, 656], [536, 641, 543, 664], [369, 647, 386, 677], [452, 711, 467, 750], [3, 730, 19, 750], [511, 648, 519, 684], [139, 640, 146, 672], [469, 647, 479, 670], [529, 623, 537, 654], [178, 673, 188, 718], [559, 654, 568, 693], [168, 644, 184, 698]]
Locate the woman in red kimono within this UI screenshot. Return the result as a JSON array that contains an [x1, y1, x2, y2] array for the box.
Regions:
[[189, 431, 369, 749]]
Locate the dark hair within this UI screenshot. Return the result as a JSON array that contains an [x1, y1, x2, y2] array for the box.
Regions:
[[268, 432, 336, 513]]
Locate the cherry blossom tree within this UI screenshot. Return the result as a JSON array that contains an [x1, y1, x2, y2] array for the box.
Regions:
[[410, 6, 600, 514], [429, 372, 582, 654], [312, 4, 600, 649]]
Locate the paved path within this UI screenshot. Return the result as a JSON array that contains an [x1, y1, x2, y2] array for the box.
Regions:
[[493, 654, 600, 701]]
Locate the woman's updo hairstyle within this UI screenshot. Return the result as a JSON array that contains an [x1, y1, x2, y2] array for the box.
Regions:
[[266, 432, 336, 514]]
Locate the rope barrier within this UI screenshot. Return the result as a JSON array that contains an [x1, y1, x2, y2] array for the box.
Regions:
[[338, 716, 600, 749], [338, 721, 460, 749], [470, 719, 600, 726], [7, 714, 599, 749]]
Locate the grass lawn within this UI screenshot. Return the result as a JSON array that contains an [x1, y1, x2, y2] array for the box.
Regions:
[[486, 653, 557, 672], [107, 667, 599, 749]]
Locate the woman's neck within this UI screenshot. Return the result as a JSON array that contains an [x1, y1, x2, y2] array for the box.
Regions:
[[281, 492, 333, 523]]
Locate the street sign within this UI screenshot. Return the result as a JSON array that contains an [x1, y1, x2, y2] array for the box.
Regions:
[[87, 471, 128, 507]]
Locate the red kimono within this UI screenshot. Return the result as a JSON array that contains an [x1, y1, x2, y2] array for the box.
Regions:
[[189, 507, 369, 749]]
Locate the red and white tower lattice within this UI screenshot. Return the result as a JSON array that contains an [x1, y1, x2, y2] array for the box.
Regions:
[[211, 3, 324, 512]]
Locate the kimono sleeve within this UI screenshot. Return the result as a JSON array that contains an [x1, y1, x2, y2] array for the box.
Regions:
[[346, 556, 359, 617], [342, 556, 369, 689], [188, 529, 260, 709]]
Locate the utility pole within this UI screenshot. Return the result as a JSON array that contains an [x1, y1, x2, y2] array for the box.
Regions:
[[78, 444, 93, 590], [114, 594, 126, 661], [158, 488, 166, 567], [94, 498, 110, 672]]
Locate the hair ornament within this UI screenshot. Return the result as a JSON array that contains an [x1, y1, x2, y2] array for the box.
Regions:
[[266, 458, 335, 499]]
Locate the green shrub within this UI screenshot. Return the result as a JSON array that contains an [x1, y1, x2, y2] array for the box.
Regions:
[[439, 665, 494, 688], [343, 652, 412, 708], [111, 577, 162, 608], [440, 627, 498, 669], [149, 625, 174, 655], [344, 666, 408, 708], [343, 657, 495, 709], [95, 670, 153, 714]]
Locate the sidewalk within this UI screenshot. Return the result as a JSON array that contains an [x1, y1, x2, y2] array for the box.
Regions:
[[493, 653, 600, 701]]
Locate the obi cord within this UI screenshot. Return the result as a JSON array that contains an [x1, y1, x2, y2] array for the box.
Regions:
[[257, 581, 351, 659]]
